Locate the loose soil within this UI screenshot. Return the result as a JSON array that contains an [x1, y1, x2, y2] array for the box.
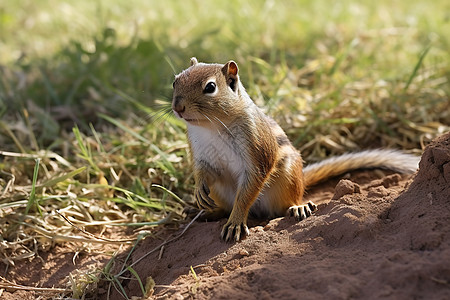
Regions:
[[2, 132, 449, 300]]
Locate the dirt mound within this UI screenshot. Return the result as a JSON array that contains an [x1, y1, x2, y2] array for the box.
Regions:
[[1, 133, 449, 299], [101, 133, 450, 299]]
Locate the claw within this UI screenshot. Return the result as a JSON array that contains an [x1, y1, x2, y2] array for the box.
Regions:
[[221, 222, 249, 242], [202, 183, 210, 196], [288, 201, 318, 221], [220, 225, 226, 240], [226, 225, 235, 242], [307, 201, 317, 211], [195, 185, 216, 210]]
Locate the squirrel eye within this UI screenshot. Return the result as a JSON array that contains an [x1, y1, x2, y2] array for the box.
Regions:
[[203, 82, 216, 94], [172, 81, 175, 88]]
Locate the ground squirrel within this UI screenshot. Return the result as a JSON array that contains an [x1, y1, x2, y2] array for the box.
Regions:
[[172, 57, 419, 242]]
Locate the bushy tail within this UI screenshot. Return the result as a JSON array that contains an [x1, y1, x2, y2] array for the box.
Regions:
[[303, 149, 420, 187]]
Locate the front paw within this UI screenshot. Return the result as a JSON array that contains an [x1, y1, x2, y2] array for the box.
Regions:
[[221, 219, 250, 242], [195, 183, 216, 210], [288, 201, 317, 221]]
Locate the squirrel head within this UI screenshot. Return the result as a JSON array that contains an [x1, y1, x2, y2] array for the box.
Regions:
[[172, 57, 243, 126]]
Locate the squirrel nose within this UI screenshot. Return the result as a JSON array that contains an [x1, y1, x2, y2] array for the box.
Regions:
[[173, 96, 186, 114], [175, 105, 186, 114]]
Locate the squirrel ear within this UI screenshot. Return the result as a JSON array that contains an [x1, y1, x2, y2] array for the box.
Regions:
[[190, 57, 198, 66], [222, 61, 239, 92], [222, 61, 238, 77]]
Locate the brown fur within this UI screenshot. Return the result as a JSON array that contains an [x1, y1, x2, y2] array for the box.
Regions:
[[172, 58, 419, 242]]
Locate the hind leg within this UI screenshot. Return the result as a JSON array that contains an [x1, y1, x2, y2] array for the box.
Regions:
[[288, 201, 317, 221]]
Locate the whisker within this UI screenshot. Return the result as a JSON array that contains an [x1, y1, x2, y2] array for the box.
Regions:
[[200, 112, 214, 125], [148, 105, 174, 125], [213, 116, 234, 138], [193, 105, 234, 138], [161, 107, 176, 122], [198, 111, 226, 137]]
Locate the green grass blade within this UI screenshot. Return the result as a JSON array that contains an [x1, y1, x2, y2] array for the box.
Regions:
[[24, 158, 41, 216], [99, 113, 179, 176], [404, 45, 432, 91], [79, 183, 165, 209], [151, 184, 186, 205], [112, 278, 130, 300], [126, 266, 145, 296], [190, 265, 199, 281], [73, 125, 102, 173], [154, 40, 176, 74], [40, 166, 87, 188], [73, 125, 89, 156], [112, 88, 155, 116], [98, 113, 153, 145]]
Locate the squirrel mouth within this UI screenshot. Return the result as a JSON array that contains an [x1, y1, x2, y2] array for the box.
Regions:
[[184, 117, 208, 124], [174, 110, 189, 121], [184, 118, 205, 123], [173, 110, 205, 123]]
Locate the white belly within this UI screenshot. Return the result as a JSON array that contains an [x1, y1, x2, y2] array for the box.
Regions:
[[187, 124, 244, 207]]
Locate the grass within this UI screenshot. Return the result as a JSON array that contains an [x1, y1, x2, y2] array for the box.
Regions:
[[0, 0, 449, 298]]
